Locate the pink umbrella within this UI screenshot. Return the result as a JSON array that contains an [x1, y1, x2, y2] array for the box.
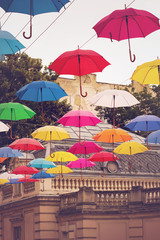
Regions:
[[12, 166, 39, 175], [67, 158, 96, 180], [68, 140, 104, 160], [58, 110, 102, 141], [93, 7, 160, 62]]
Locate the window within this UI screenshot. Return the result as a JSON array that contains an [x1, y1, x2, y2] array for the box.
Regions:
[[14, 226, 21, 240]]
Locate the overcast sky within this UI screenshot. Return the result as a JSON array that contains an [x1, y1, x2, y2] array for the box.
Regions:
[[0, 0, 160, 85]]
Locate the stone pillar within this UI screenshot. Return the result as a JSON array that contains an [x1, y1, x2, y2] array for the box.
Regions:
[[128, 186, 144, 205], [76, 187, 96, 210]]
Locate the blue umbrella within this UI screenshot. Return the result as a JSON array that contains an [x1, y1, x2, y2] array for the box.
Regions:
[[145, 130, 160, 144], [6, 179, 21, 184], [31, 171, 56, 179], [16, 80, 67, 120], [0, 0, 70, 39], [0, 30, 25, 55], [0, 147, 23, 158], [125, 115, 160, 147], [125, 115, 160, 132], [27, 158, 56, 169]]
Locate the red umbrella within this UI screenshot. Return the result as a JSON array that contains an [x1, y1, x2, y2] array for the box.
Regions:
[[9, 138, 45, 165], [88, 151, 119, 176], [58, 110, 102, 141], [18, 178, 39, 183], [93, 7, 160, 62], [49, 47, 110, 97], [12, 166, 39, 175]]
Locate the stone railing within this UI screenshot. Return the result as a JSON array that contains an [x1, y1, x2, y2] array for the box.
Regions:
[[60, 186, 160, 211]]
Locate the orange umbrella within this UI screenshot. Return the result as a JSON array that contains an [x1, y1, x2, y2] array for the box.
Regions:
[[0, 157, 7, 163], [93, 128, 133, 150]]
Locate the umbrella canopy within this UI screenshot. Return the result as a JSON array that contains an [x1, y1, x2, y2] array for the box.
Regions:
[[0, 179, 9, 185], [0, 102, 36, 138], [0, 157, 8, 163], [93, 7, 160, 62], [89, 151, 119, 176], [9, 138, 45, 151], [113, 141, 148, 155], [145, 130, 160, 144], [31, 171, 56, 179], [0, 121, 9, 132], [67, 141, 104, 155], [58, 110, 102, 141], [12, 166, 39, 175], [49, 48, 110, 97], [0, 172, 24, 179], [15, 80, 67, 121], [31, 125, 70, 156], [31, 125, 70, 141], [46, 151, 78, 162], [125, 115, 160, 132], [131, 59, 160, 85], [0, 147, 23, 158], [0, 0, 70, 39], [93, 129, 133, 147], [0, 30, 25, 54], [18, 178, 39, 183], [67, 158, 96, 168], [89, 89, 139, 127], [46, 165, 73, 174], [27, 158, 56, 169]]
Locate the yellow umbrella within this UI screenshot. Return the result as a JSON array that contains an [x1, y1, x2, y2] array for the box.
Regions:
[[114, 141, 148, 171], [31, 125, 70, 156], [47, 165, 73, 178], [46, 151, 78, 162], [0, 179, 9, 185], [131, 59, 160, 85]]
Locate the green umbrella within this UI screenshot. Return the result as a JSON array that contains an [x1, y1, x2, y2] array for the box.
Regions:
[[0, 102, 36, 138]]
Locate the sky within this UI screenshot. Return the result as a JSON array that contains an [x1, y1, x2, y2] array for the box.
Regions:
[[0, 0, 160, 85]]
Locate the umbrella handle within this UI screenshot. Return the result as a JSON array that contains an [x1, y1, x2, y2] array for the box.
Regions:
[[129, 49, 136, 62], [23, 15, 32, 39], [80, 76, 87, 97]]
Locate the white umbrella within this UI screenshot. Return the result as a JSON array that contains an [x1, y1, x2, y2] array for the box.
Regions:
[[0, 121, 9, 132], [0, 172, 24, 179], [89, 89, 140, 127]]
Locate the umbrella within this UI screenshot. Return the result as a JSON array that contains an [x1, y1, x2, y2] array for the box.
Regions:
[[57, 109, 102, 141], [27, 158, 56, 169], [15, 80, 67, 121], [46, 165, 73, 176], [49, 47, 110, 97], [0, 121, 9, 132], [93, 128, 133, 150], [88, 151, 119, 176], [31, 125, 70, 156], [93, 7, 160, 62], [67, 141, 104, 157], [0, 0, 70, 39], [0, 172, 24, 179], [89, 89, 139, 127], [31, 171, 56, 179], [131, 59, 160, 85], [145, 130, 160, 144], [125, 115, 160, 147], [46, 151, 78, 162], [0, 157, 8, 163], [0, 102, 36, 138], [0, 30, 25, 54], [12, 165, 39, 175], [113, 141, 148, 171], [9, 138, 45, 164], [66, 158, 96, 180], [0, 179, 9, 185], [0, 147, 23, 158], [18, 178, 39, 183]]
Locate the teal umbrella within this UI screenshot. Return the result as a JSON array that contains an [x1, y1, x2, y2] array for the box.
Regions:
[[27, 158, 56, 169]]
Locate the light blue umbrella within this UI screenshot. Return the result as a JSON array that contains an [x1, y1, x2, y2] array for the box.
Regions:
[[16, 81, 67, 120], [0, 0, 70, 39], [0, 30, 25, 54], [27, 158, 56, 169], [145, 130, 160, 144], [0, 147, 23, 158]]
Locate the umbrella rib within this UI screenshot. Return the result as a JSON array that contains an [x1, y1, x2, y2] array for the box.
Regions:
[[118, 17, 125, 41], [130, 15, 146, 38], [141, 66, 156, 84], [5, 40, 15, 54]]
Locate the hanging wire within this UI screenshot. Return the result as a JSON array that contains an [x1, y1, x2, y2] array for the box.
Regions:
[[126, 0, 136, 8], [1, 13, 12, 28], [24, 0, 76, 53], [79, 34, 97, 49]]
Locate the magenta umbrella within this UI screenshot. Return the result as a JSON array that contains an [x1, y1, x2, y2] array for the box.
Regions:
[[58, 110, 102, 141], [67, 140, 104, 158], [67, 158, 96, 180], [93, 7, 160, 62]]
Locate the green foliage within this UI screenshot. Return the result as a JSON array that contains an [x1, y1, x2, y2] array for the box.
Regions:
[[0, 53, 70, 147]]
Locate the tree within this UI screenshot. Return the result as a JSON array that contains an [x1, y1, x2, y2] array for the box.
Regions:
[[0, 53, 71, 147]]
